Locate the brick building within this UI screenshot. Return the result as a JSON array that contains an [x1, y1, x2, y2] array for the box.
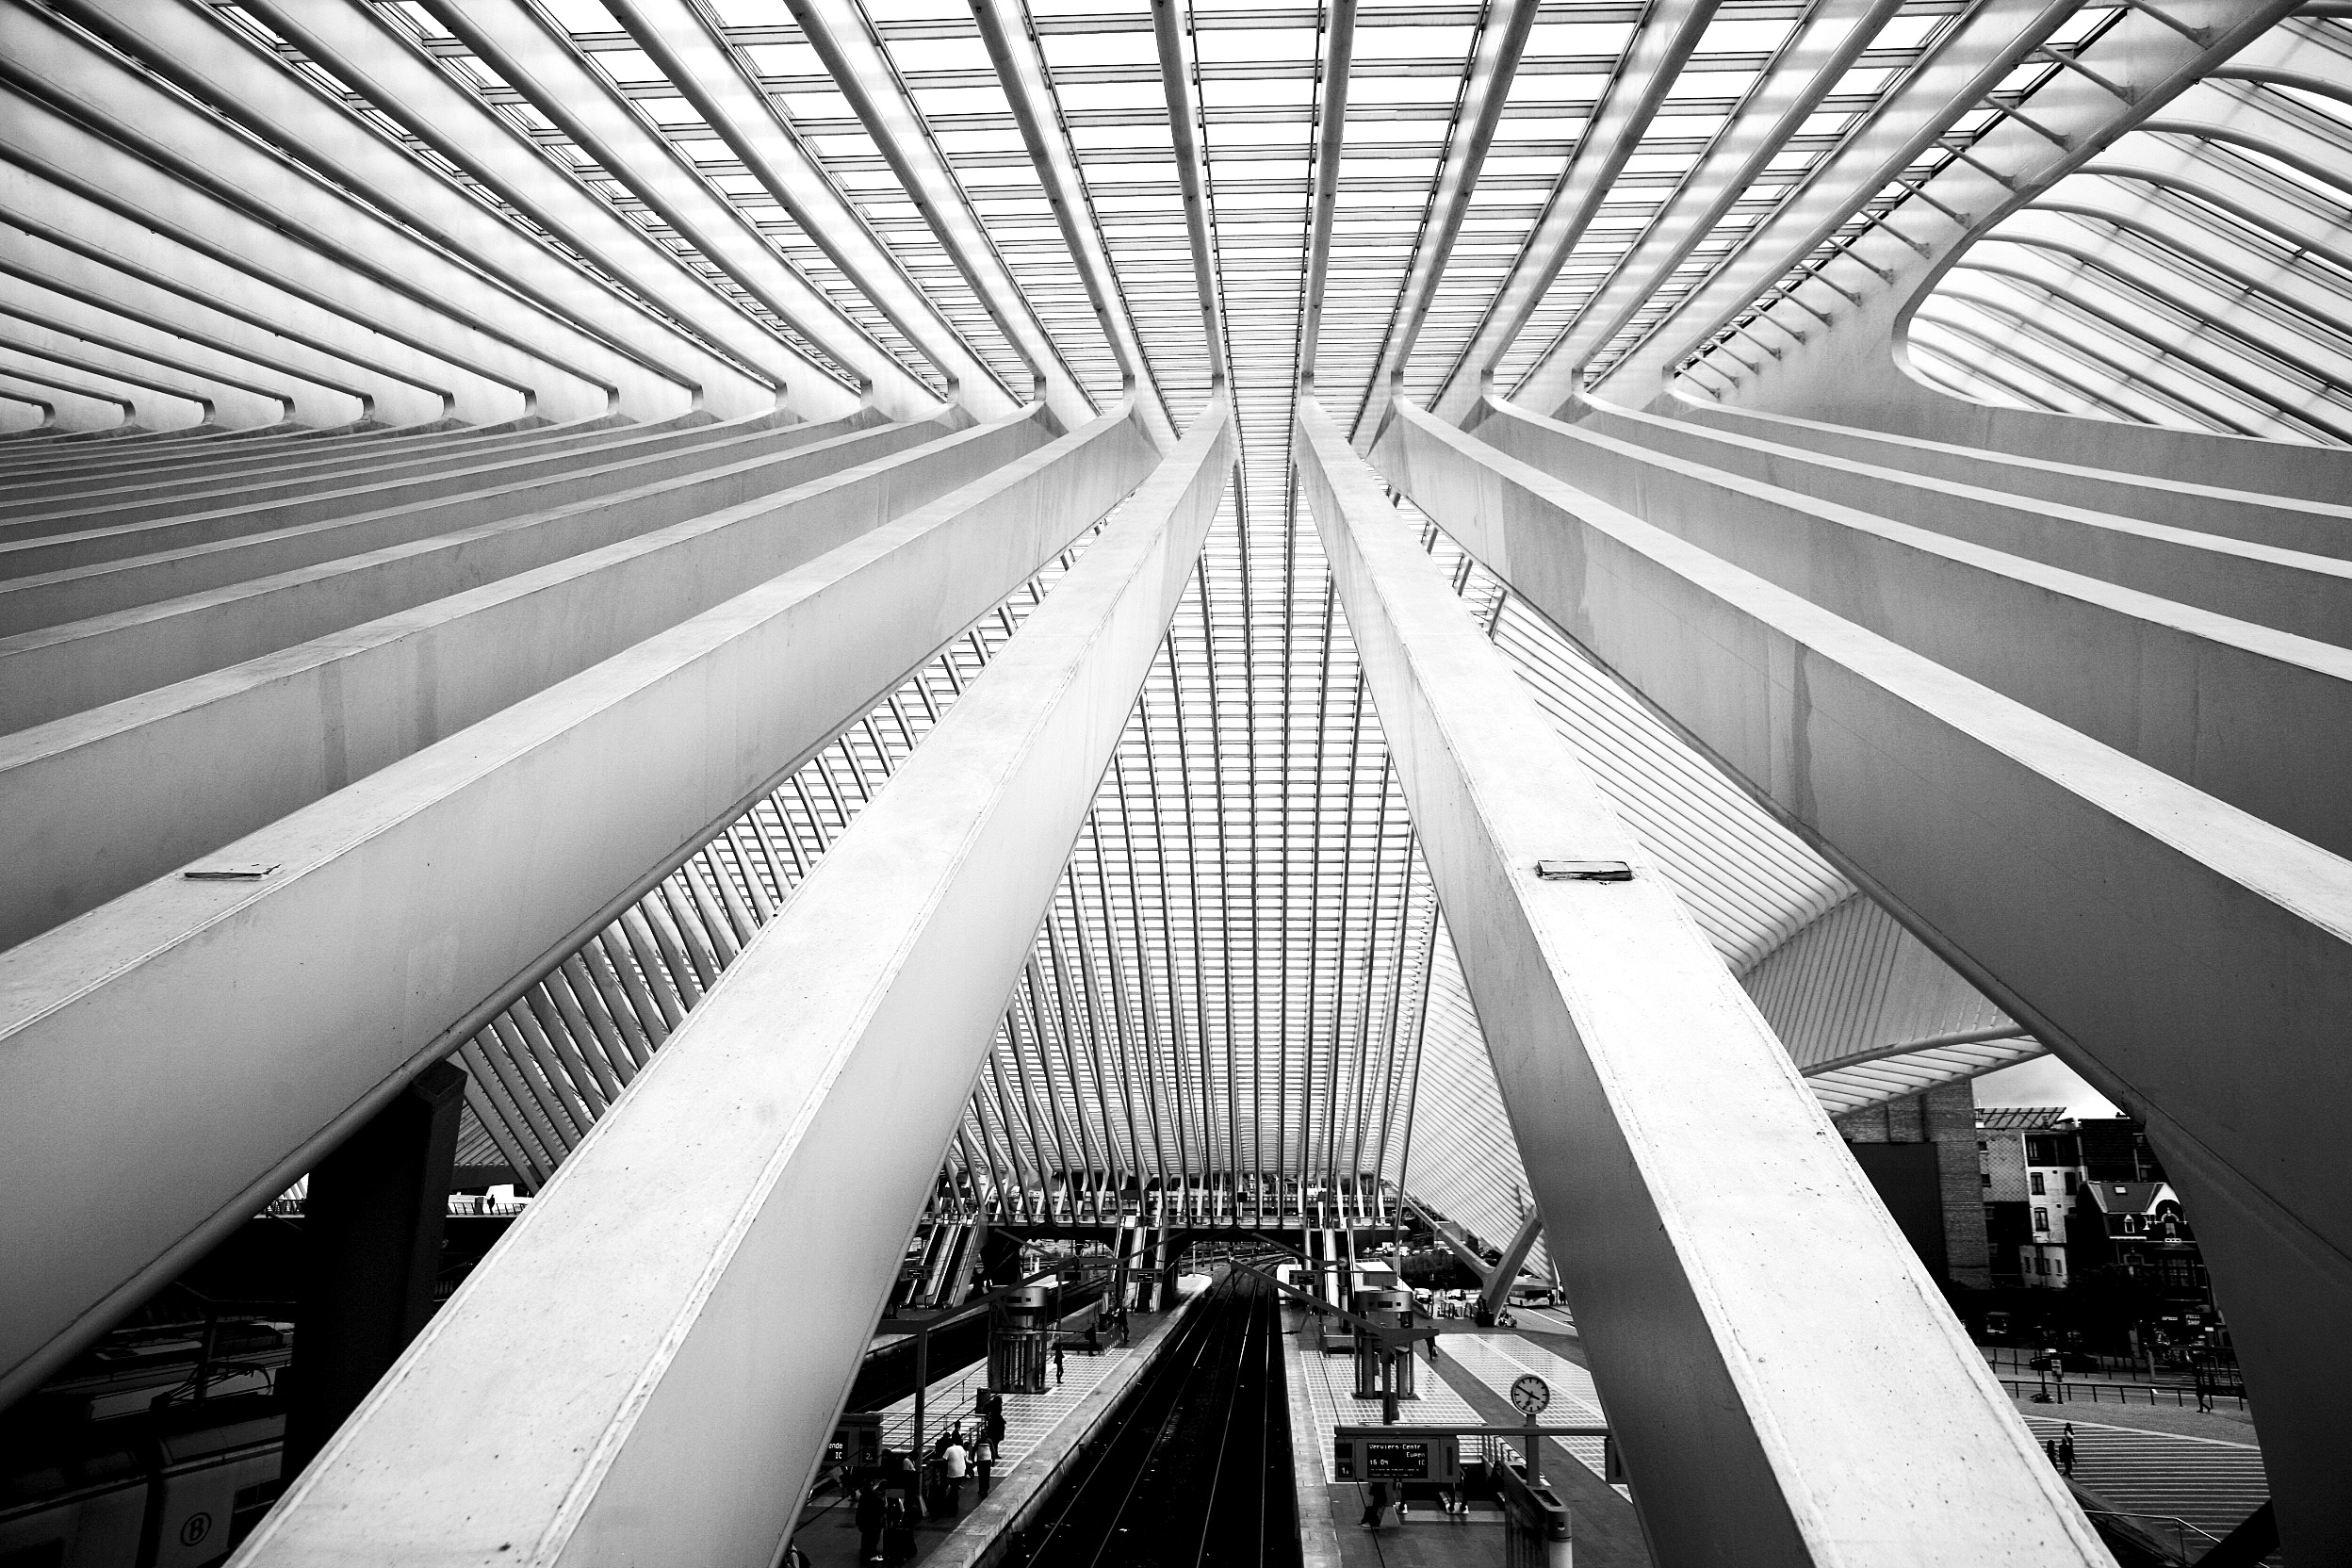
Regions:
[[1835, 1081, 1993, 1290]]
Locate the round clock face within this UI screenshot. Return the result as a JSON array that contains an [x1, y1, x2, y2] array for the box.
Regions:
[[1510, 1373, 1551, 1415]]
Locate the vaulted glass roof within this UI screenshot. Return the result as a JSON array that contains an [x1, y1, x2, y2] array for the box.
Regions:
[[13, 0, 2345, 1260]]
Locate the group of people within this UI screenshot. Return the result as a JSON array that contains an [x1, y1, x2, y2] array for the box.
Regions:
[[2043, 1424, 2078, 1477], [845, 1396, 1013, 1564]]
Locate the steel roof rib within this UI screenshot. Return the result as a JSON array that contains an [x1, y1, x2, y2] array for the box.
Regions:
[[1575, 0, 2089, 408], [1422, 0, 1724, 425], [416, 0, 916, 398], [972, 0, 1179, 446], [1915, 299, 2216, 424], [599, 0, 1015, 411], [1348, 0, 1543, 442], [787, 0, 1102, 428]]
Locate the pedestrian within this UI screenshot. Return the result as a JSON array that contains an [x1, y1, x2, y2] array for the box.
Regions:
[[973, 1435, 995, 1500], [1054, 1344, 1065, 1386], [986, 1409, 1007, 1449], [855, 1483, 885, 1563], [2058, 1427, 2076, 1477], [883, 1494, 916, 1565], [940, 1435, 968, 1513], [1359, 1480, 1391, 1529]]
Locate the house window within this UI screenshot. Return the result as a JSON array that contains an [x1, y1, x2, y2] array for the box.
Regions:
[[2051, 1256, 2065, 1278], [2035, 1255, 2049, 1276], [2122, 1215, 2139, 1235], [1981, 1170, 1992, 1189], [2034, 1207, 2049, 1233], [2031, 1173, 2046, 1195], [2064, 1171, 2078, 1195]]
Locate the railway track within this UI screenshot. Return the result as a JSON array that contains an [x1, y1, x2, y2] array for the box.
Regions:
[[1008, 1270, 1299, 1568]]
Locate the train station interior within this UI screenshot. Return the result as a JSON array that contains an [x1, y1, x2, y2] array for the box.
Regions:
[[1, 0, 2346, 1562]]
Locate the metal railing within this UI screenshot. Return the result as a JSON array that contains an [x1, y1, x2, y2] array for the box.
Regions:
[[2079, 1509, 2220, 1564], [1998, 1376, 2247, 1412]]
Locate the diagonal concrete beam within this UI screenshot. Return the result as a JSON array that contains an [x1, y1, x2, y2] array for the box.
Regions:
[[0, 403, 1156, 1413], [0, 412, 1057, 952], [1372, 394, 2352, 1561], [232, 399, 1232, 1567], [1478, 1207, 1545, 1315], [1301, 394, 2101, 1566]]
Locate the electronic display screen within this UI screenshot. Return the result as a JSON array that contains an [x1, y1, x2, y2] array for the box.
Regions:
[[1364, 1442, 1432, 1480]]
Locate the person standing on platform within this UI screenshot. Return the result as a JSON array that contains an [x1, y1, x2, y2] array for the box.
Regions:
[[972, 1435, 995, 1500], [1054, 1344, 1065, 1387], [1359, 1480, 1391, 1529], [883, 1494, 915, 1565], [855, 1483, 885, 1564], [940, 1435, 969, 1513], [2058, 1427, 2076, 1477]]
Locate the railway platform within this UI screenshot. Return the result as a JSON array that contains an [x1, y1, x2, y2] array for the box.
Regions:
[[791, 1282, 1207, 1568], [1280, 1308, 1656, 1568]]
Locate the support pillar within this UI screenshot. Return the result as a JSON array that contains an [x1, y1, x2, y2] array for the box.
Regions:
[[284, 1059, 466, 1478]]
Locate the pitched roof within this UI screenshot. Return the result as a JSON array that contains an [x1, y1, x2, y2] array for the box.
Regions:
[[2080, 1182, 2170, 1216], [1977, 1107, 2067, 1131]]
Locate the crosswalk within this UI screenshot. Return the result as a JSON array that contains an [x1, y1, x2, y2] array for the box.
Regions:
[[2020, 1413, 2270, 1552]]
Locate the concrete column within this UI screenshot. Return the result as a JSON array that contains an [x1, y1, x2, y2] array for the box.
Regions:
[[1304, 394, 2103, 1565], [284, 1059, 467, 1478]]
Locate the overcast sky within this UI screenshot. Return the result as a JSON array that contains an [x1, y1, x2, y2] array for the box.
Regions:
[[1974, 1054, 2121, 1119]]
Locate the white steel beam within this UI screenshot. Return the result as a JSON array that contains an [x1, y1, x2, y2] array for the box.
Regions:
[[968, 0, 1178, 449], [603, 0, 1018, 422], [0, 157, 530, 428], [0, 3, 700, 419], [785, 0, 1100, 431], [1544, 0, 2094, 416], [1348, 0, 1542, 445], [232, 399, 1231, 1567], [0, 252, 398, 427], [58, 0, 802, 420], [0, 405, 1156, 1411], [0, 90, 612, 425], [1642, 0, 2325, 483], [1421, 0, 1723, 427], [0, 303, 300, 429], [1299, 394, 2101, 1567], [1431, 0, 1894, 425], [416, 0, 933, 418]]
